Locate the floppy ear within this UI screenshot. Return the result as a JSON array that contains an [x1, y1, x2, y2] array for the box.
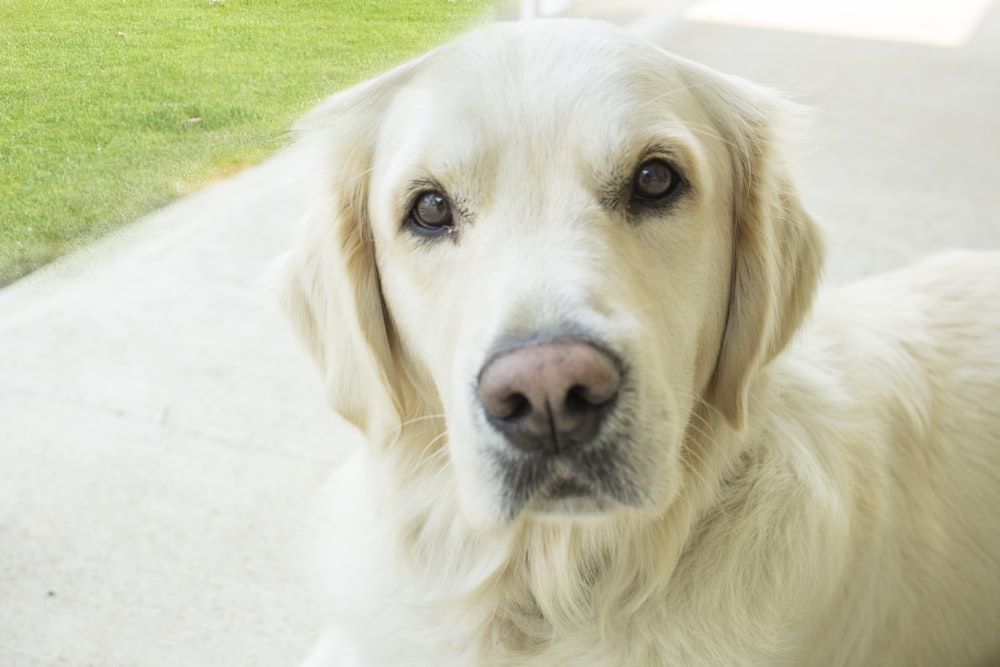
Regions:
[[281, 53, 433, 445], [682, 62, 825, 430]]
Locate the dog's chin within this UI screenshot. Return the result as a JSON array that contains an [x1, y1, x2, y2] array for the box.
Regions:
[[522, 474, 616, 518], [525, 493, 618, 520], [498, 460, 643, 523]]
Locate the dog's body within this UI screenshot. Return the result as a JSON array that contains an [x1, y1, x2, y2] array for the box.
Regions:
[[284, 20, 1000, 667]]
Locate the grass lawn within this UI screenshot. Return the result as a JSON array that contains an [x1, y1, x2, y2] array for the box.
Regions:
[[0, 0, 494, 286]]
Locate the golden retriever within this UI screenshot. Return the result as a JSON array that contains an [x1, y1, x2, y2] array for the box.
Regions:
[[282, 19, 1000, 667]]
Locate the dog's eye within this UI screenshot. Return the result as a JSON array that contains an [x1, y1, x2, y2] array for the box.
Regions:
[[632, 159, 680, 202], [408, 190, 454, 233]]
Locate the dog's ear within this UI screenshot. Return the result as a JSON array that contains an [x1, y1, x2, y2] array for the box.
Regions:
[[681, 61, 825, 430], [281, 54, 433, 445]]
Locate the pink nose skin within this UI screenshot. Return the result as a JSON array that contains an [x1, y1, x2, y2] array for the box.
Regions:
[[477, 338, 621, 454]]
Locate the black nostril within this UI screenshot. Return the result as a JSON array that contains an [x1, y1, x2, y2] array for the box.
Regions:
[[565, 385, 592, 413], [496, 392, 531, 421]]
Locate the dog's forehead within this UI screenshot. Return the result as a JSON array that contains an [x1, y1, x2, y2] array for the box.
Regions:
[[380, 21, 696, 162]]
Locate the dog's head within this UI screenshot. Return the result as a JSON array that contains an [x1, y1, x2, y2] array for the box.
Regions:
[[283, 20, 823, 527]]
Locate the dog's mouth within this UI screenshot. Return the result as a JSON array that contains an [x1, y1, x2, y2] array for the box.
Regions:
[[540, 475, 595, 500], [520, 468, 610, 516], [498, 445, 637, 519]]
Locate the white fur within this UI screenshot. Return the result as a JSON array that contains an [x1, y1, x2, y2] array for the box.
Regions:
[[283, 19, 1000, 667]]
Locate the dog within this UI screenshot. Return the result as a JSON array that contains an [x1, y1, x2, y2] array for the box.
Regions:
[[281, 19, 1000, 666]]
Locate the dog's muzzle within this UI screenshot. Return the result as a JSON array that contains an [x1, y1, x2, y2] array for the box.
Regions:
[[475, 336, 632, 513]]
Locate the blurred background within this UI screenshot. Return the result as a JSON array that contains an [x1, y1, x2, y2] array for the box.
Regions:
[[1, 1, 997, 665]]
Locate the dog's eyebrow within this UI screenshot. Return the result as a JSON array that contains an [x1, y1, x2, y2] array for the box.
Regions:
[[401, 177, 444, 200]]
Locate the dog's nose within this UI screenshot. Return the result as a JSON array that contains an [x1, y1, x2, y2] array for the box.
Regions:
[[477, 338, 621, 454]]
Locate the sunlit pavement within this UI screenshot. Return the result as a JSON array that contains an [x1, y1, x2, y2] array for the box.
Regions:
[[1, 2, 997, 665]]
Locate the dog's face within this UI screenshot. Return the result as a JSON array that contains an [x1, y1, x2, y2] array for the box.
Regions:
[[368, 28, 736, 522], [285, 20, 822, 527]]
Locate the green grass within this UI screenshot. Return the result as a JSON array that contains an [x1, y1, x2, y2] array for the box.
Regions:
[[0, 0, 494, 285]]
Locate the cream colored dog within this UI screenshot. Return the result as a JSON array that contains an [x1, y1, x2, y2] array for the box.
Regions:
[[283, 19, 1000, 667]]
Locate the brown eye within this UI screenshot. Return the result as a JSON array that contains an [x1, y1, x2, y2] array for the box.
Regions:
[[632, 159, 679, 202], [409, 190, 453, 232]]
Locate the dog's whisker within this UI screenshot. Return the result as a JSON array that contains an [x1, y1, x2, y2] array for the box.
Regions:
[[399, 413, 448, 429], [415, 429, 450, 467], [383, 413, 448, 451]]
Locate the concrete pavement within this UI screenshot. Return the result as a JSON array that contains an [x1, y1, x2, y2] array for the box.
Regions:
[[0, 146, 350, 666], [2, 2, 998, 665]]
